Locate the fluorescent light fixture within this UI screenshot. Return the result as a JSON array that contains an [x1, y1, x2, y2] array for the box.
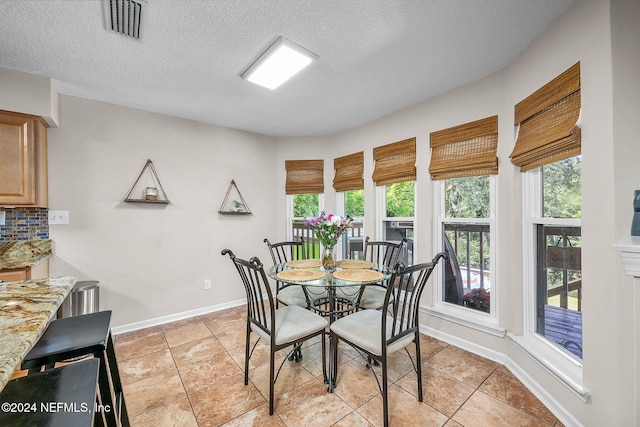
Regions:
[[241, 37, 317, 90]]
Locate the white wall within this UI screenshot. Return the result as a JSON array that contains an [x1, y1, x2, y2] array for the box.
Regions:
[[0, 67, 59, 126], [47, 95, 278, 327]]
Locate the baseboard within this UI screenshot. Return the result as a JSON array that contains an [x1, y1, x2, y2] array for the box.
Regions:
[[111, 298, 246, 335]]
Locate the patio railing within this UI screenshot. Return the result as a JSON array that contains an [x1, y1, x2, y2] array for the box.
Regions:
[[292, 220, 364, 259], [444, 223, 491, 290]]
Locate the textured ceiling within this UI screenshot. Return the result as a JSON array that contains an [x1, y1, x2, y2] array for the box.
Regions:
[[0, 0, 573, 137]]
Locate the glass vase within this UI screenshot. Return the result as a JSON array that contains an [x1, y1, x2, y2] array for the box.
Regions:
[[321, 245, 336, 271]]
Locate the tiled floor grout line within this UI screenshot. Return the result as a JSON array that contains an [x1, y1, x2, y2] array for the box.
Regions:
[[117, 311, 561, 427]]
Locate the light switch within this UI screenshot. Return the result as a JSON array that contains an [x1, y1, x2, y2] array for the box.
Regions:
[[48, 210, 69, 225]]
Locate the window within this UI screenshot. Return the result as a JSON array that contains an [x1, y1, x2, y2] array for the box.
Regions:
[[512, 63, 586, 397], [379, 182, 414, 265], [333, 152, 364, 259], [442, 176, 492, 314], [343, 189, 364, 259], [372, 138, 416, 265], [536, 157, 582, 359], [285, 159, 324, 257], [430, 116, 498, 316]]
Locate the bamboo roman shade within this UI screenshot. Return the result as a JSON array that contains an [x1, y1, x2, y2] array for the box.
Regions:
[[372, 138, 416, 186], [510, 62, 581, 172], [429, 116, 498, 180], [285, 160, 324, 194], [333, 151, 364, 192]]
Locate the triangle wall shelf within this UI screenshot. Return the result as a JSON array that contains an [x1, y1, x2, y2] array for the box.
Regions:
[[219, 180, 252, 215], [123, 159, 170, 204]]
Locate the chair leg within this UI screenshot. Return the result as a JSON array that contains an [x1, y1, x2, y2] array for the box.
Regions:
[[269, 346, 275, 415], [328, 332, 337, 392], [244, 325, 251, 385], [97, 352, 118, 427], [106, 333, 130, 427], [382, 357, 389, 427], [415, 338, 423, 402], [320, 333, 327, 385]]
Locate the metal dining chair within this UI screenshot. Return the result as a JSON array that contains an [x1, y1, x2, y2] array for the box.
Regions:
[[357, 236, 407, 310], [222, 249, 328, 415], [328, 252, 448, 427], [264, 237, 311, 309]]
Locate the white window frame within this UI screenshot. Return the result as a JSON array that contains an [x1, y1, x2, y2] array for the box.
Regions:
[[427, 176, 503, 336], [375, 182, 416, 263], [509, 167, 589, 402]]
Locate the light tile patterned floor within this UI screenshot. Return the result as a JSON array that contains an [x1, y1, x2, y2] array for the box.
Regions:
[[114, 306, 564, 427]]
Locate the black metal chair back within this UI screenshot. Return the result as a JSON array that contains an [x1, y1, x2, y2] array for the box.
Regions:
[[383, 254, 447, 348], [363, 236, 406, 269], [443, 232, 464, 305], [263, 237, 306, 265], [223, 250, 275, 337]]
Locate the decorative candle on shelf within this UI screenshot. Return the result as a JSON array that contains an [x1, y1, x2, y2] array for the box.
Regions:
[[145, 187, 158, 201]]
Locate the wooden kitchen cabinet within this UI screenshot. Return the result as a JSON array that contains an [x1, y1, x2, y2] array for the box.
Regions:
[[0, 259, 49, 282], [0, 269, 27, 282], [0, 110, 48, 207]]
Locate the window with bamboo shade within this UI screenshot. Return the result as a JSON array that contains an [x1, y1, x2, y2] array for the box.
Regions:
[[333, 151, 364, 192], [510, 62, 581, 172], [429, 116, 498, 180], [371, 138, 416, 186], [285, 160, 324, 195]]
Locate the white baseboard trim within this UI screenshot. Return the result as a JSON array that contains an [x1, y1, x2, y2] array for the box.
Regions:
[[504, 357, 584, 427], [111, 298, 246, 335], [420, 324, 583, 427], [421, 325, 507, 365]]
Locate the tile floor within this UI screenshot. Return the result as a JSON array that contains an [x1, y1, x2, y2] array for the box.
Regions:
[[114, 306, 564, 427]]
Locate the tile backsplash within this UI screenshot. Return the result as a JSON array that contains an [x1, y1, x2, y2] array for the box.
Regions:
[[0, 208, 49, 241]]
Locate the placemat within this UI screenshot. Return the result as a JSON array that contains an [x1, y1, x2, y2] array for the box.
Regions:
[[335, 260, 375, 269], [285, 259, 322, 268], [277, 269, 326, 282], [332, 269, 384, 283]]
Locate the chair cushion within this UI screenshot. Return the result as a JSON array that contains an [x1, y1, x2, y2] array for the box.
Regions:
[[330, 309, 415, 356], [251, 305, 328, 346], [277, 285, 309, 307], [358, 286, 393, 310]]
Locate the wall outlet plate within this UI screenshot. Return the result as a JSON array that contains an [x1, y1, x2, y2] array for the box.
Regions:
[[48, 210, 69, 225], [0, 211, 5, 226]]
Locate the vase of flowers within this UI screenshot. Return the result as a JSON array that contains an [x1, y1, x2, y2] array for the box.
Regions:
[[305, 212, 352, 271], [321, 245, 336, 271]]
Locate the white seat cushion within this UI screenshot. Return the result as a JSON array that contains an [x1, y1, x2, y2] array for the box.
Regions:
[[358, 286, 392, 309], [251, 305, 328, 346], [330, 309, 415, 356], [277, 285, 309, 307]]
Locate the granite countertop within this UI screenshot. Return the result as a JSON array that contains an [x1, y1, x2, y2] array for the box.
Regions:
[[0, 276, 76, 391], [0, 240, 52, 270]]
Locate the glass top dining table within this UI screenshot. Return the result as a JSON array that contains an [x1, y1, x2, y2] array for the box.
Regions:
[[267, 260, 391, 321], [268, 259, 392, 390]]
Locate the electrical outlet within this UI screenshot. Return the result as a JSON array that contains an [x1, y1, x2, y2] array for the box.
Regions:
[[48, 210, 69, 225], [204, 279, 212, 290]]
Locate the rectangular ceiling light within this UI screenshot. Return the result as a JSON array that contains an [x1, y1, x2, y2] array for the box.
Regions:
[[241, 37, 317, 90]]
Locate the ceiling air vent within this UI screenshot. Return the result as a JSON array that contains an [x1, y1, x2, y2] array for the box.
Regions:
[[106, 0, 144, 40]]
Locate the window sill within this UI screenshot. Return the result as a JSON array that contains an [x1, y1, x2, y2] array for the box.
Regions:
[[423, 303, 506, 337], [509, 332, 590, 402]]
